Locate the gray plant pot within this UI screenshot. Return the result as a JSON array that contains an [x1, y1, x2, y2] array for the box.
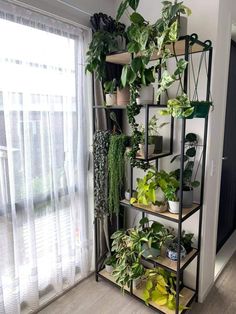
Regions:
[[149, 136, 163, 154], [179, 16, 188, 37], [178, 189, 193, 207]]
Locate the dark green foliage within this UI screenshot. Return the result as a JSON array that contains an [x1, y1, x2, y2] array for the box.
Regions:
[[108, 134, 128, 214], [94, 131, 110, 217]]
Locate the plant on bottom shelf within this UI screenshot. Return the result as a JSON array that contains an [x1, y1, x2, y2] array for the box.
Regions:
[[143, 268, 189, 311], [111, 228, 146, 289]]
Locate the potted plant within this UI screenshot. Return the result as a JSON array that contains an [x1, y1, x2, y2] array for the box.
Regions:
[[104, 79, 117, 107], [166, 240, 187, 261], [137, 115, 169, 157], [165, 185, 180, 214], [143, 268, 188, 310], [111, 228, 146, 289], [104, 255, 116, 274], [171, 133, 200, 207], [151, 200, 168, 213], [191, 100, 213, 118], [139, 217, 174, 258], [181, 231, 194, 254]]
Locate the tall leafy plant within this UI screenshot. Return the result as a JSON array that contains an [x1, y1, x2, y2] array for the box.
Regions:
[[93, 131, 110, 217]]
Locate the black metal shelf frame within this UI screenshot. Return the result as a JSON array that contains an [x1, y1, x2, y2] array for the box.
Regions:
[[93, 34, 213, 314]]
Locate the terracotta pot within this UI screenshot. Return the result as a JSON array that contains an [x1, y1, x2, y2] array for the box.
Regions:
[[136, 85, 154, 105], [105, 93, 117, 107], [168, 200, 180, 214], [117, 87, 130, 106]]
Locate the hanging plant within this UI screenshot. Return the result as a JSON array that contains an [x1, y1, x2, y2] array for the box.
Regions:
[[108, 134, 128, 214], [93, 130, 110, 217]]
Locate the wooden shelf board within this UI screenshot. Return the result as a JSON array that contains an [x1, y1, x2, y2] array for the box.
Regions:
[[135, 151, 171, 161], [106, 40, 204, 65], [120, 199, 200, 222], [150, 249, 198, 272], [99, 268, 130, 292], [133, 282, 195, 314]]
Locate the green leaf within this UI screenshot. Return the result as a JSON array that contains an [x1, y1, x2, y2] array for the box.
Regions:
[[121, 65, 129, 87], [143, 289, 150, 301], [146, 280, 153, 290], [131, 57, 143, 72], [139, 217, 149, 225], [182, 107, 194, 117], [169, 20, 178, 42], [155, 294, 168, 306], [181, 5, 192, 16], [130, 197, 137, 205], [191, 181, 200, 187], [130, 12, 145, 24], [127, 42, 139, 53], [186, 147, 196, 157], [151, 290, 159, 302], [129, 0, 140, 11], [127, 67, 136, 83], [116, 0, 129, 21]]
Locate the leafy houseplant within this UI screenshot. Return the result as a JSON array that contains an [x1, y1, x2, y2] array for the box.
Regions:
[[93, 131, 110, 217], [138, 115, 169, 156], [116, 0, 192, 169], [104, 79, 117, 107], [171, 132, 200, 207], [181, 231, 194, 254], [104, 255, 116, 274], [139, 217, 174, 258], [86, 14, 126, 81], [108, 134, 128, 214], [111, 228, 146, 289], [143, 268, 188, 310]]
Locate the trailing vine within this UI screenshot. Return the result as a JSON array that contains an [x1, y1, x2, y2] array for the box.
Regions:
[[94, 130, 110, 217], [127, 85, 150, 170], [108, 134, 128, 214]]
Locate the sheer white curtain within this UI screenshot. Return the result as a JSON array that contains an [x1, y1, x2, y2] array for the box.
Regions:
[[0, 1, 93, 313]]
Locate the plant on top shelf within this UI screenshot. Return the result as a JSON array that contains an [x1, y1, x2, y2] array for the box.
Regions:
[[116, 0, 192, 169], [86, 14, 126, 81], [143, 268, 189, 310], [137, 115, 169, 157], [170, 132, 200, 207]]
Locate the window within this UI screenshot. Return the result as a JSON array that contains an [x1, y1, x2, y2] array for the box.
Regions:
[[0, 4, 93, 313]]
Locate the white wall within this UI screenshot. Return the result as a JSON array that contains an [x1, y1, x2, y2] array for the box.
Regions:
[[16, 0, 116, 27], [116, 0, 234, 302]]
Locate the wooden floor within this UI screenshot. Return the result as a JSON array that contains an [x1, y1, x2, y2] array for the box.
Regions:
[[39, 252, 236, 314]]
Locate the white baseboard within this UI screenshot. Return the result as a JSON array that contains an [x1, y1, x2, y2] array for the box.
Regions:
[[215, 230, 236, 280]]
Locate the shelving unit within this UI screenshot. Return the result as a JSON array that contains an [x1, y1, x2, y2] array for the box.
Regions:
[[93, 34, 213, 314]]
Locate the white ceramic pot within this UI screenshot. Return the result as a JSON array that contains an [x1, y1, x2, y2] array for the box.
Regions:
[[125, 191, 131, 201], [105, 264, 114, 274], [137, 144, 155, 158], [105, 93, 117, 107], [168, 200, 180, 214], [136, 85, 154, 105], [151, 202, 167, 213]]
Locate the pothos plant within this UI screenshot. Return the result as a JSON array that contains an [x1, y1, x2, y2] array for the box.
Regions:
[[116, 0, 192, 169], [143, 268, 189, 310]]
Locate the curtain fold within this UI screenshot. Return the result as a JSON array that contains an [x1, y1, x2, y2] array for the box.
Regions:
[[0, 2, 93, 313]]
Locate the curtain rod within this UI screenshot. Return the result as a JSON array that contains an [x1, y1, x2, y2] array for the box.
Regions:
[[6, 0, 91, 31]]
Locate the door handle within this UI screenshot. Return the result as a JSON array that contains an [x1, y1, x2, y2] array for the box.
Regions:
[[222, 156, 228, 160]]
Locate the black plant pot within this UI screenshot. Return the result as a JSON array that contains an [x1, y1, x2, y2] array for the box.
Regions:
[[150, 136, 163, 154], [191, 101, 212, 118]]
